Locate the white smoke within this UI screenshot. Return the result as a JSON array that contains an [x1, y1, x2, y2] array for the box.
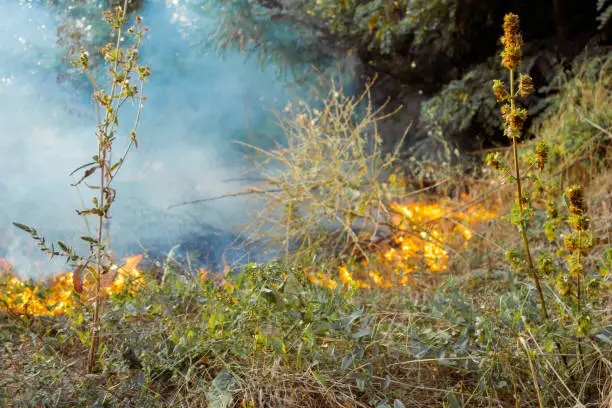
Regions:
[[0, 0, 294, 278]]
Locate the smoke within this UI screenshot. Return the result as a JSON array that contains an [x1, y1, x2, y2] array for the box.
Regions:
[[0, 0, 299, 278]]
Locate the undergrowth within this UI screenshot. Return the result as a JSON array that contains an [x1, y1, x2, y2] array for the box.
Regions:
[[2, 257, 610, 407]]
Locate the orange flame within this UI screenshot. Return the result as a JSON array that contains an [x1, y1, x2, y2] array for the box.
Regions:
[[0, 255, 143, 316], [0, 197, 498, 312], [313, 195, 498, 290]]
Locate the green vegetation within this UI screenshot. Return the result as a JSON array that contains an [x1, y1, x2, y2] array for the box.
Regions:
[[1, 6, 611, 408]]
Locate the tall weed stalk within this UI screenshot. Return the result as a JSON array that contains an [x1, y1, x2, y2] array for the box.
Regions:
[[13, 1, 150, 373], [488, 13, 549, 318]]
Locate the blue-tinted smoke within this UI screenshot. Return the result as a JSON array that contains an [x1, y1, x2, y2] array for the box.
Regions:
[[0, 0, 304, 278]]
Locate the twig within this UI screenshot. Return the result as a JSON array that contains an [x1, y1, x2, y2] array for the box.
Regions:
[[519, 337, 545, 408], [581, 116, 612, 140], [167, 188, 282, 209]]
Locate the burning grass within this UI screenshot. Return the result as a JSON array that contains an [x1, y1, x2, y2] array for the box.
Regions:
[[305, 195, 498, 289], [0, 254, 143, 316], [1, 195, 497, 317]]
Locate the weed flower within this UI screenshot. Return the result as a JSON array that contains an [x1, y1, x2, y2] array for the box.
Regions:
[[564, 234, 578, 252], [545, 199, 558, 219], [492, 80, 509, 101], [500, 13, 523, 70], [506, 107, 528, 138], [518, 73, 534, 97], [567, 185, 587, 215], [570, 215, 590, 231], [493, 13, 550, 319], [535, 140, 548, 170]]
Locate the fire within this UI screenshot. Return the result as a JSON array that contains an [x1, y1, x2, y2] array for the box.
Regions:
[[0, 197, 498, 313], [305, 195, 498, 289], [0, 254, 143, 316]]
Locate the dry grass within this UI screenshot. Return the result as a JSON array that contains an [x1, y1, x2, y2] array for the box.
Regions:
[[239, 77, 407, 268]]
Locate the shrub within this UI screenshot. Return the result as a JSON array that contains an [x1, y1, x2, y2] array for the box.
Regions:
[[240, 78, 406, 270]]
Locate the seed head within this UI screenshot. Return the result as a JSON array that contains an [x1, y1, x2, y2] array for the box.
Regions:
[[556, 274, 572, 297], [535, 140, 548, 171], [518, 73, 534, 97], [564, 231, 594, 254], [569, 214, 590, 231], [505, 248, 524, 271], [504, 107, 528, 138], [534, 179, 545, 196], [492, 80, 509, 101], [502, 13, 521, 38], [564, 234, 578, 252], [537, 253, 554, 275], [569, 262, 585, 279], [544, 220, 557, 242], [500, 14, 523, 70], [566, 185, 587, 215], [500, 103, 511, 118], [517, 192, 529, 207], [545, 199, 558, 219]]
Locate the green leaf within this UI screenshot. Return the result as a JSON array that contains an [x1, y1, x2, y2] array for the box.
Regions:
[[446, 392, 462, 408], [269, 337, 287, 354], [69, 161, 97, 176], [208, 315, 216, 334], [352, 326, 372, 339], [110, 158, 124, 173], [382, 374, 391, 390], [355, 375, 366, 392], [312, 371, 326, 388], [344, 308, 363, 329], [341, 353, 355, 370], [80, 236, 99, 244], [260, 287, 279, 304], [12, 222, 34, 234], [57, 241, 70, 253], [207, 369, 234, 408], [543, 337, 556, 353], [394, 400, 406, 408], [595, 333, 612, 345]]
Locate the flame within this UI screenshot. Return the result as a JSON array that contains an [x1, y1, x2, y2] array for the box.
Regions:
[[303, 268, 339, 289], [0, 255, 143, 316], [0, 197, 498, 312], [315, 195, 498, 290], [199, 267, 208, 283]]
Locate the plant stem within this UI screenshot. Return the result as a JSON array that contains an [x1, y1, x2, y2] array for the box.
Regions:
[[576, 230, 584, 372], [509, 69, 549, 319], [520, 337, 545, 408], [86, 1, 128, 373], [88, 119, 108, 374]]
